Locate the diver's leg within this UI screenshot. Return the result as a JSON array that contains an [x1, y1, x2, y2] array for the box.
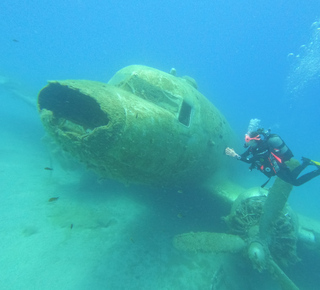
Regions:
[[277, 162, 320, 186], [278, 169, 320, 186], [293, 170, 320, 186], [276, 168, 296, 185], [290, 162, 310, 179]]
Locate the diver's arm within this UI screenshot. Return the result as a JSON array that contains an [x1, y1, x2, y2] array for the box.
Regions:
[[225, 147, 241, 159], [225, 147, 252, 164]]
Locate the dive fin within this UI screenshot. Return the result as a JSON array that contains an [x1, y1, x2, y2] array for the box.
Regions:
[[302, 157, 320, 168], [310, 159, 320, 167]]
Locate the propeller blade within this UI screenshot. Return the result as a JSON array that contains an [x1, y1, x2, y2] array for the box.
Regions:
[[173, 232, 246, 253], [267, 259, 299, 290]]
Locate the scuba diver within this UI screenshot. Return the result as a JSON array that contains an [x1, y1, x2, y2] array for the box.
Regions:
[[225, 119, 320, 187]]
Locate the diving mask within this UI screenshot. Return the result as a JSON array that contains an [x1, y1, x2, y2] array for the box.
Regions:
[[245, 134, 261, 143]]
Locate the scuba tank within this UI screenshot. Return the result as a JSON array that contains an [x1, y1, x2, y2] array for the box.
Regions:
[[255, 128, 293, 162], [245, 127, 294, 186], [266, 133, 293, 162], [254, 129, 293, 177]]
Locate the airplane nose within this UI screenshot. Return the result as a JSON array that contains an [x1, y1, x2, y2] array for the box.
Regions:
[[37, 66, 234, 187], [38, 81, 110, 130]]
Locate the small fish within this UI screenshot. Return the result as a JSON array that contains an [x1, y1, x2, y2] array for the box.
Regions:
[[70, 224, 74, 229], [44, 167, 53, 170], [48, 197, 59, 202], [177, 189, 183, 193], [12, 39, 19, 42]]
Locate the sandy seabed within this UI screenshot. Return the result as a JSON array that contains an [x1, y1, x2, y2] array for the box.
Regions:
[[1, 98, 317, 290]]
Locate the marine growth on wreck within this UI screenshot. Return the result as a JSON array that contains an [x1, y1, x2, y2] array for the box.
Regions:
[[38, 65, 234, 187]]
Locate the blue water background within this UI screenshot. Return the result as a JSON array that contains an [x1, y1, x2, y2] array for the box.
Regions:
[[1, 1, 320, 289], [2, 0, 319, 214]]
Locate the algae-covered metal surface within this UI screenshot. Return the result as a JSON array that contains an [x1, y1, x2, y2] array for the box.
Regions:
[[38, 65, 234, 187], [173, 184, 300, 290]]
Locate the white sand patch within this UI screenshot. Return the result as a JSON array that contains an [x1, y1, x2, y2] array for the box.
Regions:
[[0, 99, 294, 290], [0, 140, 149, 289], [0, 122, 228, 289]]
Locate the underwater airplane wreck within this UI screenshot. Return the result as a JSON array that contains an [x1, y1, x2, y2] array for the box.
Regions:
[[37, 65, 320, 289], [38, 65, 234, 187]]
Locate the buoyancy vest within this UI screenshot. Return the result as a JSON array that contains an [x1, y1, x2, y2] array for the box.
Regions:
[[267, 134, 293, 162], [251, 134, 293, 178]]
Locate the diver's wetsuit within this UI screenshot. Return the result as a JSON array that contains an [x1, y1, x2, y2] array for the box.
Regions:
[[276, 162, 320, 186], [239, 134, 320, 186]]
